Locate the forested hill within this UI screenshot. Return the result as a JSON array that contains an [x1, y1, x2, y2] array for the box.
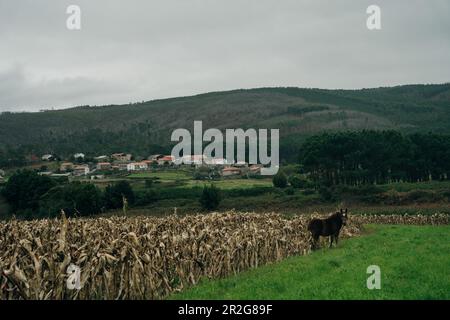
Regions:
[[1, 83, 450, 162]]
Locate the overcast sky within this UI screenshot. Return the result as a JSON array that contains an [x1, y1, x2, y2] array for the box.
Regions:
[[0, 0, 449, 111]]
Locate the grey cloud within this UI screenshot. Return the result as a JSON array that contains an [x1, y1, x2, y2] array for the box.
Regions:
[[0, 0, 449, 111], [0, 65, 133, 111]]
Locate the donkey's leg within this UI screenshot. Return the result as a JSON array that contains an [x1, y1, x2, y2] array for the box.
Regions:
[[314, 235, 320, 250], [312, 234, 320, 250], [309, 233, 315, 250], [329, 235, 333, 248], [310, 237, 315, 250], [335, 230, 341, 246]]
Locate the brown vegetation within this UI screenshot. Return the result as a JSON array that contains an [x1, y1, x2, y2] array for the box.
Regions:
[[0, 211, 448, 300]]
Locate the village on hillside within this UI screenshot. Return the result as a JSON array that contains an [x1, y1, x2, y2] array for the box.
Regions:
[[17, 152, 264, 181]]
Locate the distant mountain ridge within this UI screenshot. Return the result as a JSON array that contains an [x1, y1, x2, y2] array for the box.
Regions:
[[1, 83, 449, 162]]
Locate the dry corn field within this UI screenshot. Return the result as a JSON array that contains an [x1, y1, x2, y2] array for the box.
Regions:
[[0, 211, 448, 300]]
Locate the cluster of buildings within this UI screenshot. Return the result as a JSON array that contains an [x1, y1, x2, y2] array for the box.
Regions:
[[39, 152, 263, 178], [39, 152, 174, 177], [221, 164, 263, 176]]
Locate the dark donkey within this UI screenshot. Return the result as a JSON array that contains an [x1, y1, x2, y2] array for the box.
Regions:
[[308, 209, 348, 249]]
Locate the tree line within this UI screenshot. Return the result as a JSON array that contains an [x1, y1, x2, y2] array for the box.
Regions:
[[1, 170, 135, 218], [299, 131, 450, 185], [0, 170, 224, 218]]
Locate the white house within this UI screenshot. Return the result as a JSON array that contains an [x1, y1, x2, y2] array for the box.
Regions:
[[73, 165, 90, 176], [127, 162, 149, 171], [174, 155, 229, 166], [95, 155, 109, 161], [41, 154, 54, 161], [209, 158, 228, 165], [74, 153, 85, 160]]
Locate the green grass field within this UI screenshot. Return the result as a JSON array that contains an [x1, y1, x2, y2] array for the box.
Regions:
[[183, 179, 273, 189], [172, 225, 450, 300], [382, 180, 450, 192], [128, 170, 273, 190], [128, 171, 191, 181]]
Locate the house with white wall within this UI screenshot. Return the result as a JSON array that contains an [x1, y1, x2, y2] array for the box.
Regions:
[[127, 162, 149, 171]]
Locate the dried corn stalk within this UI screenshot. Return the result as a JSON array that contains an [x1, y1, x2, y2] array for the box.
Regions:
[[0, 211, 447, 300]]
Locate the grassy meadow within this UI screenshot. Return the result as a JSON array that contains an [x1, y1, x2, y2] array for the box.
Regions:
[[172, 224, 450, 300], [120, 171, 450, 216]]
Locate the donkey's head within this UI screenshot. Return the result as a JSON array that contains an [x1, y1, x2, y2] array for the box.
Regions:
[[339, 208, 348, 225]]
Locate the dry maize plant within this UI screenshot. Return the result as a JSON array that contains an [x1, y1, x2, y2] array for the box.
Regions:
[[0, 211, 447, 300], [352, 213, 450, 226]]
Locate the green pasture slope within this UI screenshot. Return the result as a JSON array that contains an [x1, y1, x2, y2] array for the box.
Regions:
[[128, 170, 273, 190], [128, 171, 191, 181], [172, 225, 450, 300]]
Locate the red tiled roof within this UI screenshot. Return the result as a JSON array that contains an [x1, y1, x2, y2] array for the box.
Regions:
[[159, 156, 173, 161]]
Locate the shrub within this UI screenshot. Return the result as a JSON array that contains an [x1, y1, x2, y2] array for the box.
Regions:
[[406, 190, 443, 203], [318, 186, 335, 201], [225, 186, 273, 197], [40, 182, 103, 217], [272, 172, 288, 188], [200, 184, 221, 210], [1, 169, 56, 214], [145, 179, 154, 188], [135, 189, 160, 206], [302, 188, 316, 196], [288, 175, 312, 188], [104, 180, 135, 209], [284, 187, 295, 195]]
